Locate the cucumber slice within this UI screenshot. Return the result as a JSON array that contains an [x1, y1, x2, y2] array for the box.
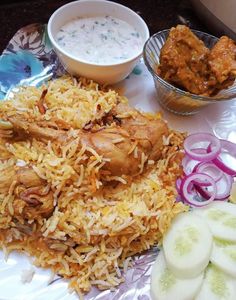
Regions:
[[229, 182, 236, 203], [163, 212, 213, 278], [194, 201, 236, 242], [210, 238, 236, 278], [150, 251, 204, 300], [195, 264, 236, 300]]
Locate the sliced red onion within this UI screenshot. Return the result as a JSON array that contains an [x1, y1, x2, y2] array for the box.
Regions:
[[212, 140, 236, 176], [175, 178, 182, 194], [180, 173, 216, 207], [195, 162, 223, 183], [216, 173, 233, 199], [182, 148, 207, 175], [175, 194, 182, 202], [176, 133, 236, 206], [176, 177, 193, 194], [196, 172, 233, 201], [183, 133, 221, 162]]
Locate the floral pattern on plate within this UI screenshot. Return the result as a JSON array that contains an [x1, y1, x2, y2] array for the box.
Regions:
[[0, 23, 64, 99], [0, 22, 235, 300]]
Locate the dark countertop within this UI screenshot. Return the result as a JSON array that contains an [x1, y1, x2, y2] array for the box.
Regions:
[[0, 0, 209, 54]]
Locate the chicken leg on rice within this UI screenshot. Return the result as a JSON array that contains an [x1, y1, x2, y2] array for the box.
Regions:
[[1, 103, 169, 177]]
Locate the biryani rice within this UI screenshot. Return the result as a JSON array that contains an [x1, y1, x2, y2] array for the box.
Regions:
[[0, 75, 187, 294]]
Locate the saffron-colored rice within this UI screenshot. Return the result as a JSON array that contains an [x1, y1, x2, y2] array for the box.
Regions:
[[0, 76, 187, 294]]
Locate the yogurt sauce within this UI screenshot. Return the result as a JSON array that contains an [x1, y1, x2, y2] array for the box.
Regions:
[[56, 15, 143, 65]]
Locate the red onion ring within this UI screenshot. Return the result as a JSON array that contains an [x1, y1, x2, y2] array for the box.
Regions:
[[211, 140, 236, 176], [175, 195, 182, 202], [175, 178, 182, 194], [176, 177, 193, 194], [182, 148, 207, 175], [180, 173, 216, 207], [196, 172, 233, 201], [194, 162, 223, 183], [176, 133, 236, 207], [183, 133, 221, 162]]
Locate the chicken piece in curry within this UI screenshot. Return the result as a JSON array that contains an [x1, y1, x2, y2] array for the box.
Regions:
[[157, 25, 236, 96]]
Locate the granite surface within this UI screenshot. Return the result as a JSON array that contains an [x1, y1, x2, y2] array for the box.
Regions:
[[0, 0, 210, 54]]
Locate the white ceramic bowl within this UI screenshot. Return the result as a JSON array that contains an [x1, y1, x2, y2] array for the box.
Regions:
[[47, 0, 149, 84]]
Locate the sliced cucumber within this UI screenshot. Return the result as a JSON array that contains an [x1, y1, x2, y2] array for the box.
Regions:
[[195, 264, 236, 300], [194, 201, 236, 242], [210, 238, 236, 278], [151, 251, 204, 300], [163, 212, 213, 278], [229, 182, 236, 203]]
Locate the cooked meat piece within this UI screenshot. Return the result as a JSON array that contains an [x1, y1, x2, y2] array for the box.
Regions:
[[16, 167, 45, 188], [157, 25, 236, 96], [80, 128, 138, 176], [111, 103, 168, 161], [80, 122, 168, 176], [157, 25, 210, 95], [208, 36, 236, 87], [3, 103, 169, 177], [7, 116, 68, 143], [75, 103, 168, 176]]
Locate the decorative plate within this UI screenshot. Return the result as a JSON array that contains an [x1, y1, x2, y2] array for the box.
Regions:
[[0, 23, 235, 300]]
